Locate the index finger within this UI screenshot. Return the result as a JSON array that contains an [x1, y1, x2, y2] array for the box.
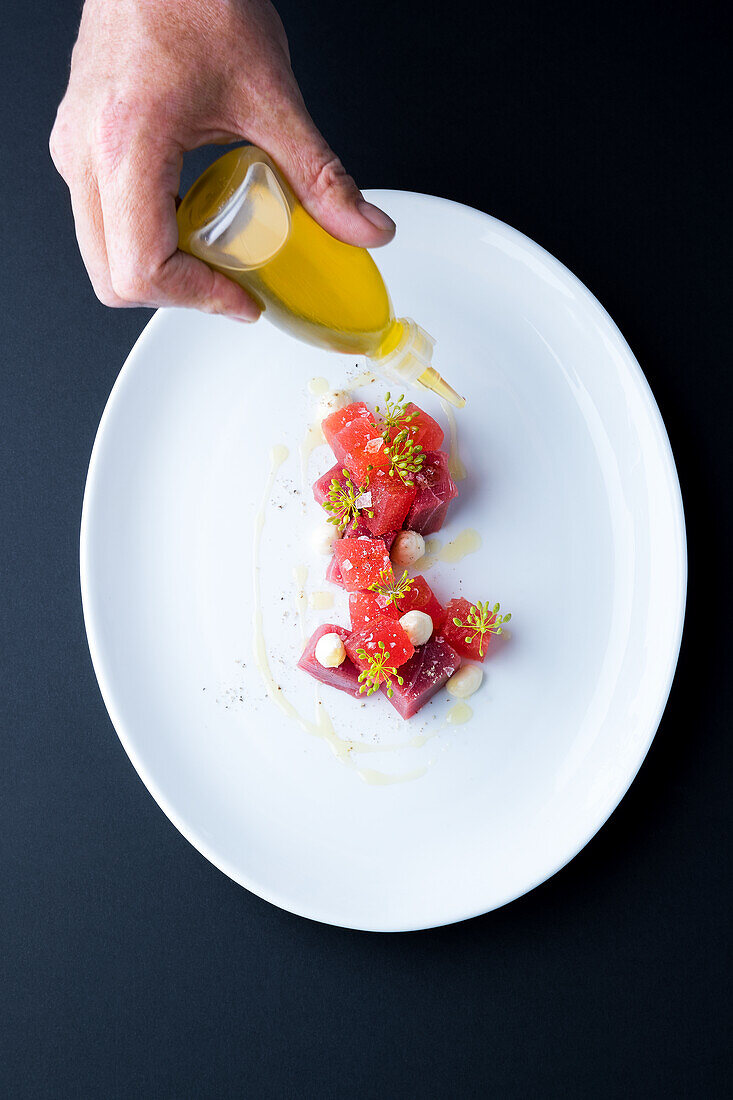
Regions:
[[97, 139, 260, 318]]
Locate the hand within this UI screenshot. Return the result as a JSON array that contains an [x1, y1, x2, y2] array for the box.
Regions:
[[49, 0, 396, 320]]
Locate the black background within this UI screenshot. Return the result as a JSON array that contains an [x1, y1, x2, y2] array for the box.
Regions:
[[1, 1, 730, 1096]]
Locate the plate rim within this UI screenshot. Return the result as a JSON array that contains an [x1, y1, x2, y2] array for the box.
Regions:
[[80, 189, 687, 931]]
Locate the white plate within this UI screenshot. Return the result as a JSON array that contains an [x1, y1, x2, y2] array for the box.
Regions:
[[81, 191, 686, 931]]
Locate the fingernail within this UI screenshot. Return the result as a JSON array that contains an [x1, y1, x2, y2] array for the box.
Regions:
[[358, 200, 396, 234]]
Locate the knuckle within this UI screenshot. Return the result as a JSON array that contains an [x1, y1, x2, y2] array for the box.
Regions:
[[109, 264, 151, 304], [48, 131, 64, 174], [308, 155, 354, 200], [93, 98, 146, 173], [160, 252, 214, 305], [180, 258, 214, 300], [49, 110, 74, 175], [111, 248, 212, 309], [94, 284, 123, 308]]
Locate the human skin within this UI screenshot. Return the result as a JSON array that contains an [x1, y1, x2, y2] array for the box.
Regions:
[[49, 0, 396, 320]]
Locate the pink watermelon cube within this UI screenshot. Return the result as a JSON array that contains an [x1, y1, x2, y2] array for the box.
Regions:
[[382, 635, 462, 719], [325, 554, 345, 588], [326, 528, 397, 587], [349, 591, 399, 631], [439, 597, 497, 662], [333, 537, 394, 592], [345, 619, 415, 676], [321, 400, 390, 483], [335, 420, 391, 483], [321, 401, 371, 449], [404, 450, 458, 534], [394, 575, 446, 629], [376, 401, 444, 451], [361, 471, 416, 536], [400, 402, 445, 451], [297, 624, 362, 697]]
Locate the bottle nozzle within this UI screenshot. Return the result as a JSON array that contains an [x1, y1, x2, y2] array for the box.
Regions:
[[417, 366, 466, 408], [369, 318, 465, 408]]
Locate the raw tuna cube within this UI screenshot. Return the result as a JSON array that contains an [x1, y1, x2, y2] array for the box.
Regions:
[[343, 513, 371, 538], [399, 402, 445, 451], [313, 462, 349, 506], [345, 516, 398, 552], [405, 450, 458, 535], [394, 575, 446, 629], [333, 537, 394, 592], [380, 530, 399, 553], [335, 419, 391, 483], [349, 591, 399, 631], [439, 597, 497, 662], [362, 471, 416, 536], [321, 401, 371, 449], [382, 636, 461, 719], [297, 624, 362, 697], [345, 620, 415, 675]]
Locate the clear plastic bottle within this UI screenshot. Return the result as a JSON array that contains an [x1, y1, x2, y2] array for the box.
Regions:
[[177, 146, 465, 406]]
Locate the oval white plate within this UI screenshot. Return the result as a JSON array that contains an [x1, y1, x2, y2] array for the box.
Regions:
[[81, 191, 686, 931]]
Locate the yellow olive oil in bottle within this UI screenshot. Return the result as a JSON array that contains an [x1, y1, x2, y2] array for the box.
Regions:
[[177, 146, 465, 406]]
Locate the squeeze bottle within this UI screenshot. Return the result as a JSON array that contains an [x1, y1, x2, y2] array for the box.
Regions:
[[177, 146, 465, 407]]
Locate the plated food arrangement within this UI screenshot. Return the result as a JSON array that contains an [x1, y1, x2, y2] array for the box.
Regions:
[[298, 393, 510, 719], [80, 189, 686, 927]]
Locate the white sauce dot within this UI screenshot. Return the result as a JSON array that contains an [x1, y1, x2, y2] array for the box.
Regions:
[[311, 523, 339, 555], [391, 530, 425, 568], [446, 664, 483, 699], [315, 633, 346, 668], [399, 610, 433, 647], [316, 390, 351, 424]]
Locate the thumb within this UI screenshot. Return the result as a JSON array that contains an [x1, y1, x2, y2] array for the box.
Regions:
[[252, 99, 395, 248]]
